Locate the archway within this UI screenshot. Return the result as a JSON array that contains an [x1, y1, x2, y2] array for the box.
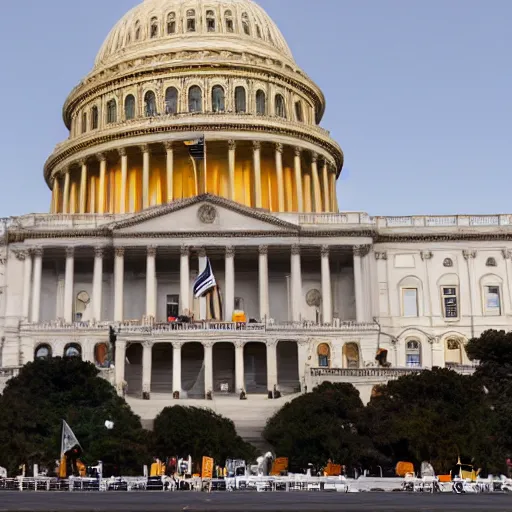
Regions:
[[343, 343, 360, 368], [213, 342, 235, 394], [94, 342, 112, 368], [64, 343, 82, 359], [445, 337, 465, 366], [151, 343, 173, 394], [125, 343, 143, 396], [277, 341, 299, 393], [244, 342, 267, 394], [181, 342, 204, 398], [34, 344, 52, 360]]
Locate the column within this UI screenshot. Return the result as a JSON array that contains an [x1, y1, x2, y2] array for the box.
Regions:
[[141, 144, 150, 209], [294, 147, 304, 212], [502, 250, 512, 315], [119, 148, 128, 214], [353, 245, 367, 323], [53, 175, 61, 213], [321, 160, 330, 213], [362, 252, 373, 321], [258, 245, 269, 321], [98, 154, 107, 214], [146, 246, 157, 319], [180, 246, 190, 315], [114, 247, 125, 322], [311, 153, 322, 213], [142, 341, 152, 398], [22, 250, 33, 320], [115, 339, 126, 393], [228, 140, 236, 201], [92, 247, 104, 321], [266, 341, 278, 395], [31, 247, 43, 323], [253, 141, 262, 208], [204, 342, 213, 396], [172, 342, 182, 396], [275, 143, 285, 212], [62, 171, 70, 214], [290, 245, 302, 322], [165, 142, 174, 203], [235, 341, 245, 393], [329, 168, 337, 212], [303, 172, 312, 211], [321, 246, 332, 324], [63, 246, 75, 323], [464, 250, 479, 319], [79, 160, 88, 214], [224, 247, 235, 322], [198, 248, 207, 320], [421, 251, 433, 318]]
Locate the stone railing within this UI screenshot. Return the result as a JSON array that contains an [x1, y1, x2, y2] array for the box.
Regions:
[[377, 214, 512, 228], [0, 366, 21, 394], [13, 213, 130, 230], [298, 212, 374, 226], [310, 367, 422, 378], [20, 321, 113, 332]]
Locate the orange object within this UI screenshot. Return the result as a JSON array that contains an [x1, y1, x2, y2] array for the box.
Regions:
[[232, 311, 247, 323], [438, 474, 451, 482], [201, 456, 214, 479], [395, 461, 414, 477], [270, 457, 289, 476], [324, 462, 342, 476]]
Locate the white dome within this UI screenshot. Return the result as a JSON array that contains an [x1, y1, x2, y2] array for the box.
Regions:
[[95, 0, 294, 70]]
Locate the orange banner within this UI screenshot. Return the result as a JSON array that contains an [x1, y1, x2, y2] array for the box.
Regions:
[[202, 456, 214, 479]]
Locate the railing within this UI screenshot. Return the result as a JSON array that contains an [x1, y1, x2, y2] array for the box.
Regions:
[[310, 367, 422, 378], [21, 321, 113, 332], [377, 214, 512, 228]]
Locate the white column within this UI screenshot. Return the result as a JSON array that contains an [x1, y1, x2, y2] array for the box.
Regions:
[[502, 250, 512, 315], [165, 142, 174, 203], [464, 250, 479, 320], [321, 246, 332, 324], [142, 144, 150, 209], [22, 250, 33, 320], [362, 252, 373, 321], [266, 341, 278, 394], [322, 160, 330, 212], [119, 148, 128, 214], [114, 247, 125, 322], [62, 171, 71, 214], [290, 245, 302, 322], [225, 247, 235, 322], [180, 246, 190, 315], [63, 246, 75, 323], [258, 245, 269, 321], [172, 342, 182, 396], [294, 147, 304, 212], [275, 144, 285, 212], [146, 246, 157, 319], [31, 247, 43, 323], [79, 160, 87, 214], [353, 245, 366, 323], [329, 168, 337, 212], [198, 248, 207, 320], [98, 154, 107, 214], [204, 342, 213, 396], [253, 141, 262, 208], [421, 251, 433, 318], [115, 339, 126, 393], [228, 140, 236, 201], [92, 246, 104, 321], [235, 342, 245, 393], [142, 341, 152, 397], [311, 153, 322, 213]]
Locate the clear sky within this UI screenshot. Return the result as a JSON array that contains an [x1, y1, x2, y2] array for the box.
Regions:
[[0, 0, 510, 217]]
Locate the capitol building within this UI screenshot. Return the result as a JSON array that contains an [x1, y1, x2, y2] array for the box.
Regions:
[[0, 0, 509, 438]]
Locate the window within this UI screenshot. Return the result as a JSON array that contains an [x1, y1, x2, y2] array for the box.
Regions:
[[126, 31, 132, 45], [165, 87, 178, 114], [206, 10, 215, 32], [167, 294, 180, 320], [186, 9, 196, 32], [81, 112, 87, 134], [442, 287, 458, 318], [241, 12, 250, 35], [225, 10, 234, 32], [256, 90, 266, 115], [35, 344, 52, 360], [167, 12, 176, 34], [485, 285, 501, 315], [135, 21, 141, 41], [95, 342, 112, 368], [317, 343, 331, 367], [106, 99, 117, 124], [234, 297, 245, 311], [188, 85, 202, 113], [150, 17, 159, 38], [256, 25, 262, 38], [235, 86, 246, 113], [443, 258, 453, 267], [406, 340, 421, 368], [75, 290, 90, 321], [212, 85, 225, 112], [91, 106, 99, 129], [125, 94, 136, 120], [402, 288, 418, 317], [343, 343, 360, 369], [64, 343, 82, 359], [295, 101, 304, 122], [144, 90, 157, 117], [486, 257, 497, 267], [275, 94, 286, 118], [445, 338, 463, 365]]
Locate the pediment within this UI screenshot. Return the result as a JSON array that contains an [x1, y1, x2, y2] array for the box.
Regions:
[[111, 196, 298, 234]]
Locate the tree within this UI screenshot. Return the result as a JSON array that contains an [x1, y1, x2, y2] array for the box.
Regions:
[[363, 368, 503, 475], [151, 406, 257, 469], [0, 357, 150, 476], [263, 382, 378, 473]]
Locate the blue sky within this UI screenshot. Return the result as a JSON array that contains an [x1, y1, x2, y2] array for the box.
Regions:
[[0, 0, 510, 217]]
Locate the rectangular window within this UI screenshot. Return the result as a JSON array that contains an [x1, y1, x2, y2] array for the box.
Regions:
[[442, 287, 458, 318], [406, 353, 421, 368], [187, 19, 196, 32], [402, 288, 418, 317], [485, 285, 501, 315], [166, 294, 179, 320]]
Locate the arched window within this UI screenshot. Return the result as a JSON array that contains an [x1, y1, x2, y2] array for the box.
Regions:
[[188, 85, 202, 113], [81, 112, 87, 134], [150, 17, 159, 38], [75, 290, 90, 321], [64, 343, 82, 359], [406, 340, 421, 367], [241, 12, 250, 35], [186, 9, 196, 32], [443, 258, 453, 267], [167, 12, 176, 34], [35, 344, 52, 360], [295, 101, 304, 122], [256, 90, 266, 115], [95, 342, 112, 368], [486, 257, 497, 267], [235, 86, 246, 113], [134, 21, 141, 41], [124, 94, 136, 120], [445, 338, 464, 366], [225, 10, 234, 32], [256, 25, 262, 38], [206, 10, 216, 32], [212, 85, 225, 112], [343, 343, 360, 369], [165, 87, 178, 114], [275, 94, 286, 118], [91, 106, 99, 129], [106, 99, 117, 124], [317, 343, 330, 368], [144, 90, 157, 117]]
